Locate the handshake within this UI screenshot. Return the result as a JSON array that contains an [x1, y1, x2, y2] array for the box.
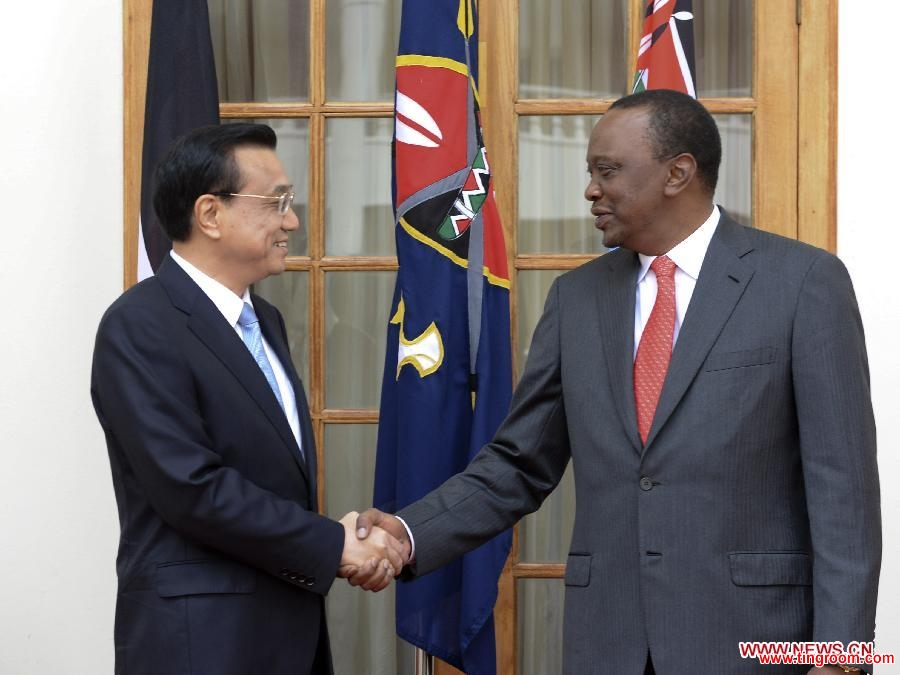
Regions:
[[336, 508, 408, 592]]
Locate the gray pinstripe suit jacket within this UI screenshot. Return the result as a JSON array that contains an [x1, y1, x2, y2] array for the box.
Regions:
[[399, 213, 881, 674]]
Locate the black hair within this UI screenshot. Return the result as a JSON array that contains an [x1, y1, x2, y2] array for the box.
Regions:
[[152, 123, 278, 241], [610, 89, 721, 193]]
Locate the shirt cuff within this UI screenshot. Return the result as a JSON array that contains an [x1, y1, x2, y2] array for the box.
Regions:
[[394, 515, 416, 563]]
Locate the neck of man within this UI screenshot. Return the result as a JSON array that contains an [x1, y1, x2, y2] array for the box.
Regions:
[[646, 199, 715, 256]]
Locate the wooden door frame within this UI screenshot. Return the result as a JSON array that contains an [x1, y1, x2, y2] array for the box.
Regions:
[[122, 2, 837, 674], [123, 0, 151, 290], [797, 0, 837, 252]]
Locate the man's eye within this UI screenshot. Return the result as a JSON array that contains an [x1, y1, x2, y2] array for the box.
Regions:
[[598, 165, 617, 177], [588, 163, 618, 178]]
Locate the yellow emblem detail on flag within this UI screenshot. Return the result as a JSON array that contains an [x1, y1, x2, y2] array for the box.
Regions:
[[391, 296, 444, 379], [390, 297, 406, 326], [457, 0, 475, 38]]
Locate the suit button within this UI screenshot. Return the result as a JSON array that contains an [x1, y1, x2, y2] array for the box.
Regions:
[[280, 569, 290, 576], [305, 578, 315, 586], [639, 476, 654, 491]]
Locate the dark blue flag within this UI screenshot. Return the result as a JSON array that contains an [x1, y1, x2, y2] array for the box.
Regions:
[[138, 0, 219, 279], [374, 1, 513, 673]]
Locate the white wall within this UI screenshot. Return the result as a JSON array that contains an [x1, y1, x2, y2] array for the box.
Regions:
[[0, 3, 896, 674], [0, 3, 122, 674], [839, 5, 900, 666]]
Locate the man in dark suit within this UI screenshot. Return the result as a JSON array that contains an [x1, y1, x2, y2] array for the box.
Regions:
[[355, 91, 881, 674], [91, 123, 404, 675]]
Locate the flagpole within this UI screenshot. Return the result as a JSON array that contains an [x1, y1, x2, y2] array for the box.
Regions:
[[414, 648, 435, 675]]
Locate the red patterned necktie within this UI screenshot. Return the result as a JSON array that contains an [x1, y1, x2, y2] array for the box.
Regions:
[[634, 255, 677, 444]]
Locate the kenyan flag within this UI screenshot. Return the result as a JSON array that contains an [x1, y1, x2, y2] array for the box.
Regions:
[[632, 0, 697, 97]]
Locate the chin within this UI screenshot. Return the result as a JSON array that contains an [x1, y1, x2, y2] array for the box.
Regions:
[[266, 257, 287, 274], [602, 233, 624, 249]]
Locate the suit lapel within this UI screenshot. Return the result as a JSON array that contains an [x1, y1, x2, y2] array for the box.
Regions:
[[596, 249, 643, 453], [644, 215, 755, 448], [157, 257, 311, 485]]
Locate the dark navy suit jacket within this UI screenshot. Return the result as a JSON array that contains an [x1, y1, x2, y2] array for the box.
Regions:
[[91, 255, 343, 675]]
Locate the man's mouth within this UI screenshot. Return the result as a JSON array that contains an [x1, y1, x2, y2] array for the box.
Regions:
[[275, 241, 288, 249]]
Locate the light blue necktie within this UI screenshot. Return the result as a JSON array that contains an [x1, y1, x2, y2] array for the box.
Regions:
[[238, 303, 285, 412]]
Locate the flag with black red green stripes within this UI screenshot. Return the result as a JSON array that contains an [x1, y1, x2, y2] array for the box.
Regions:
[[632, 0, 697, 97]]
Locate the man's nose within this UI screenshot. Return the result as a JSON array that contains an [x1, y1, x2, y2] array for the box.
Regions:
[[282, 207, 300, 231], [584, 180, 601, 202]]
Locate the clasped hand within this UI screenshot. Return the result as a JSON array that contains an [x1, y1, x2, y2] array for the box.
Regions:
[[336, 511, 408, 592]]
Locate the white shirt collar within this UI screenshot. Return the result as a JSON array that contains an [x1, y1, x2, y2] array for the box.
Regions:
[[637, 205, 720, 281], [169, 250, 252, 328]]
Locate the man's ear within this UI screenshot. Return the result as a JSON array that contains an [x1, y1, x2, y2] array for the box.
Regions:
[[663, 153, 698, 197], [193, 194, 223, 241]]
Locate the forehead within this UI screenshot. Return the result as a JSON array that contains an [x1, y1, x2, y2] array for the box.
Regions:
[[233, 145, 289, 189], [586, 107, 654, 163]]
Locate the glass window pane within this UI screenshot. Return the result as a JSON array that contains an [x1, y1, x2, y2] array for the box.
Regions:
[[324, 424, 378, 516], [271, 118, 310, 257], [326, 118, 395, 256], [208, 0, 310, 102], [694, 0, 753, 98], [713, 114, 751, 227], [516, 270, 576, 563], [325, 271, 396, 408], [252, 271, 309, 385], [519, 464, 575, 563], [518, 578, 564, 675], [323, 424, 416, 675], [516, 270, 564, 381], [519, 0, 628, 98], [518, 116, 606, 255], [326, 0, 401, 101]]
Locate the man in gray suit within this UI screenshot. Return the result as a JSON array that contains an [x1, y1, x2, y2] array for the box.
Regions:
[[354, 90, 881, 674]]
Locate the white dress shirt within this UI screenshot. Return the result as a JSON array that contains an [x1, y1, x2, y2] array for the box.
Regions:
[[170, 251, 303, 452], [634, 206, 720, 357]]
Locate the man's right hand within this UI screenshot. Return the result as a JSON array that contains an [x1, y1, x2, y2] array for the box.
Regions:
[[349, 508, 412, 591], [337, 511, 405, 592]]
